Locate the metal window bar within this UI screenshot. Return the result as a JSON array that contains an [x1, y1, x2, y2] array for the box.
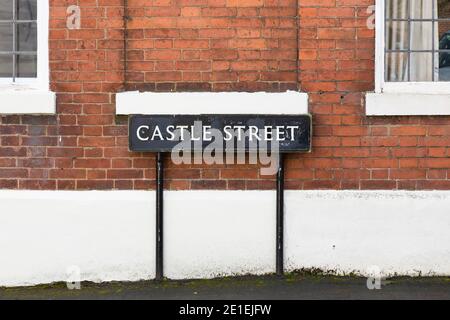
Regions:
[[0, 20, 35, 22], [13, 0, 16, 82], [385, 0, 446, 83], [407, 0, 411, 81], [384, 0, 387, 81], [432, 0, 435, 81], [0, 0, 38, 81], [386, 49, 450, 53], [386, 18, 450, 21]]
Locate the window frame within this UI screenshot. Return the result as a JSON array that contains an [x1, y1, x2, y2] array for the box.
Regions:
[[0, 0, 49, 91], [375, 0, 450, 94]]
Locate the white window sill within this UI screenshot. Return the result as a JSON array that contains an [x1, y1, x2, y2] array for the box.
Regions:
[[0, 88, 56, 115], [116, 91, 309, 115], [366, 92, 450, 116]]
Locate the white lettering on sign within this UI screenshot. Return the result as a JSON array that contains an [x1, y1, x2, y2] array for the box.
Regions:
[[137, 125, 150, 141], [137, 124, 300, 142]]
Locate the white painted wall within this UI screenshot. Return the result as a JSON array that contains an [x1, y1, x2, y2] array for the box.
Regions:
[[164, 191, 275, 279], [285, 191, 450, 277], [0, 191, 155, 287], [0, 190, 449, 286]]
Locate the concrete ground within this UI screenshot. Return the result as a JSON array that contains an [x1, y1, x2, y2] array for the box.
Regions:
[[0, 274, 449, 300]]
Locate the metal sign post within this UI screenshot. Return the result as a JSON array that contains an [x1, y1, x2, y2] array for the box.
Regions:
[[276, 153, 285, 276], [129, 114, 312, 279], [155, 152, 164, 281]]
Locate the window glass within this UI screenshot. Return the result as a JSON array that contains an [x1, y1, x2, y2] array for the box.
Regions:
[[0, 0, 13, 20], [438, 0, 450, 81], [0, 54, 13, 77], [385, 0, 450, 82], [17, 54, 36, 77], [17, 22, 37, 51], [0, 23, 13, 51], [0, 0, 37, 80], [17, 0, 37, 20]]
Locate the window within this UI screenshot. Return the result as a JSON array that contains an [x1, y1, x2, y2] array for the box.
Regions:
[[0, 0, 54, 114], [385, 0, 450, 83], [0, 0, 49, 89], [0, 0, 38, 81], [367, 0, 450, 115]]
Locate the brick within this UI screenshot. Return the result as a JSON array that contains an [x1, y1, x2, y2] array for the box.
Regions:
[[0, 0, 447, 193]]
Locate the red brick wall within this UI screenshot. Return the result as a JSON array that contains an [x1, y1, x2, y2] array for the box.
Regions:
[[125, 0, 299, 92], [0, 0, 449, 191]]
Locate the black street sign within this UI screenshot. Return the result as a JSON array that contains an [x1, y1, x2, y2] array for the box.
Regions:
[[129, 114, 312, 153]]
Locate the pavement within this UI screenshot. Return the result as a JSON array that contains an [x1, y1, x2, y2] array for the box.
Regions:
[[0, 274, 449, 300]]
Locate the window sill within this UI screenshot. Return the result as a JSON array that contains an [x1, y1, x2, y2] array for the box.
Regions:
[[116, 91, 309, 115], [0, 88, 56, 115], [366, 92, 450, 116]]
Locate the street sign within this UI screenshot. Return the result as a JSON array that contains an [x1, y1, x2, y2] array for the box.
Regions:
[[129, 114, 312, 153]]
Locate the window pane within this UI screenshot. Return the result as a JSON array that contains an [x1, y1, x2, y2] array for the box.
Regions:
[[386, 21, 409, 50], [385, 52, 409, 81], [438, 0, 450, 39], [410, 52, 434, 81], [385, 1, 444, 82], [410, 21, 433, 50], [0, 23, 13, 51], [410, 0, 434, 19], [437, 0, 450, 81], [386, 0, 409, 19], [17, 54, 37, 77], [439, 51, 450, 81], [0, 54, 13, 77], [440, 33, 450, 50], [17, 0, 37, 21], [17, 22, 37, 51], [438, 23, 450, 81], [0, 0, 13, 20]]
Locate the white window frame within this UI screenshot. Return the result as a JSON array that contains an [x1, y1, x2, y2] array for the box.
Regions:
[[0, 0, 55, 114], [367, 0, 450, 116]]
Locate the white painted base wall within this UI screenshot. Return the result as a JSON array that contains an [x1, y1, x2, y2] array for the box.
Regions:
[[285, 191, 450, 277], [0, 191, 155, 287], [0, 190, 449, 286], [164, 191, 275, 279]]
